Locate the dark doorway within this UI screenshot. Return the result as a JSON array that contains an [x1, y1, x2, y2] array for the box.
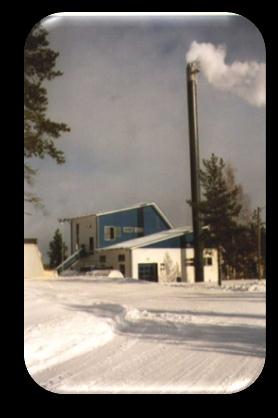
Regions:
[[89, 236, 94, 253], [119, 264, 126, 277], [138, 263, 158, 282]]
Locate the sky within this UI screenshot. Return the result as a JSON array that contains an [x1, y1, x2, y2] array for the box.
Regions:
[[24, 13, 266, 263]]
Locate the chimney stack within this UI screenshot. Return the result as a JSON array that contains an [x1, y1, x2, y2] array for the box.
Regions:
[[186, 61, 204, 282]]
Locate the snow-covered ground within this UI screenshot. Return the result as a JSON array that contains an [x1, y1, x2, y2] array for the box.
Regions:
[[24, 277, 266, 394]]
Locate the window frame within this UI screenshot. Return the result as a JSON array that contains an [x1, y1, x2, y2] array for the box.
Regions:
[[204, 256, 213, 266], [104, 226, 121, 241]]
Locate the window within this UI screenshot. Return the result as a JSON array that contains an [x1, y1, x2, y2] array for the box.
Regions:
[[99, 255, 106, 263], [204, 257, 213, 266], [110, 227, 115, 240], [104, 226, 121, 241], [118, 254, 125, 262], [185, 258, 194, 266]]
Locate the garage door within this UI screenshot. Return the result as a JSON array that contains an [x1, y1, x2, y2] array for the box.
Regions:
[[138, 263, 158, 282]]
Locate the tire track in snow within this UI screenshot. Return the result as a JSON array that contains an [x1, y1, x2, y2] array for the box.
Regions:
[[35, 308, 265, 393], [38, 328, 147, 392], [210, 355, 264, 393], [47, 320, 219, 393], [26, 279, 265, 394], [36, 336, 124, 391], [63, 325, 162, 392]]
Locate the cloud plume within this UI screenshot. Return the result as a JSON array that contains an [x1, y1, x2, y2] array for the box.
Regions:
[[186, 41, 265, 107]]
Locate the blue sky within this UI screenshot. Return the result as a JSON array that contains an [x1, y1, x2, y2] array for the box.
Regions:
[[24, 14, 265, 262]]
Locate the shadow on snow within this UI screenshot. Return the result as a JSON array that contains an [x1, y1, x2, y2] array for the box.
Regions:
[[65, 302, 265, 359]]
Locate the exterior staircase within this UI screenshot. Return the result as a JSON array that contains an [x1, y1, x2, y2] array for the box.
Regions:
[[56, 247, 85, 274]]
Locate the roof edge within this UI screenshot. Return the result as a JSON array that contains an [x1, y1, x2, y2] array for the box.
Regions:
[[150, 202, 174, 229], [96, 202, 151, 217], [98, 227, 192, 250], [63, 202, 174, 224]]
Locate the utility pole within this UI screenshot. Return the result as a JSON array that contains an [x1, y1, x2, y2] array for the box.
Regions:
[[257, 207, 262, 281], [186, 61, 204, 282]]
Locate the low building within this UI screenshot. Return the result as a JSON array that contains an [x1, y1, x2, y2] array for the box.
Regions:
[[96, 227, 218, 283], [59, 202, 218, 283]]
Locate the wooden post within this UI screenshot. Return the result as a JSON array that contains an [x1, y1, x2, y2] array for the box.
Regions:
[[218, 246, 222, 286]]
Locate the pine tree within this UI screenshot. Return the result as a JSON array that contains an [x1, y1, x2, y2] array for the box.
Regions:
[[222, 162, 256, 277], [231, 223, 257, 277], [247, 209, 266, 277], [47, 229, 68, 268], [189, 154, 264, 278], [197, 154, 242, 275], [224, 162, 252, 225], [24, 23, 70, 209]]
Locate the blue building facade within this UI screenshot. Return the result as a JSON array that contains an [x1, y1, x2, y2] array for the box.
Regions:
[[97, 204, 172, 248]]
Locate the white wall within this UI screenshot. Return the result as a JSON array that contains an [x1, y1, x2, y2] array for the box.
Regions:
[[203, 249, 218, 283], [132, 247, 218, 283], [71, 215, 97, 253], [182, 248, 218, 283], [96, 249, 132, 277], [93, 246, 218, 283], [131, 248, 182, 282]]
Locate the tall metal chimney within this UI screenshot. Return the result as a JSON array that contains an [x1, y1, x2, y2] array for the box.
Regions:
[[186, 61, 204, 282]]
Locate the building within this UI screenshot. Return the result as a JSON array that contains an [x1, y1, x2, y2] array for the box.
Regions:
[[97, 227, 218, 283], [59, 202, 218, 283], [69, 202, 173, 254]]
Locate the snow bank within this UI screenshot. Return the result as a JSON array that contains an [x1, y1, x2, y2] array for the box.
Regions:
[[85, 269, 124, 279], [55, 276, 266, 291], [125, 307, 194, 323], [124, 307, 237, 326], [59, 270, 125, 279], [56, 276, 141, 284], [162, 279, 266, 292]]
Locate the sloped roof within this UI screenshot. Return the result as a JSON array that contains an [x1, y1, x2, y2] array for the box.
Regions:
[[98, 226, 193, 250], [64, 202, 174, 228]]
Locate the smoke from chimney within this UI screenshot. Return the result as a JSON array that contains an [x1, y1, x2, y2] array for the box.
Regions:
[[186, 41, 265, 107]]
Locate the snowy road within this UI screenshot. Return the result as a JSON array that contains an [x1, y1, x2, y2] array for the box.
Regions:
[[24, 277, 266, 394]]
